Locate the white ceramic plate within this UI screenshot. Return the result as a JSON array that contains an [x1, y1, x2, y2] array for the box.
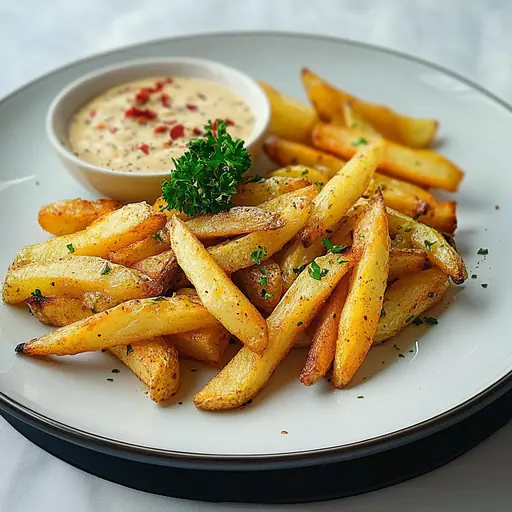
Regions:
[[1, 32, 511, 470]]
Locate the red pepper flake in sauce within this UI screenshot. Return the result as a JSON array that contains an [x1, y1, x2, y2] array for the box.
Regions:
[[192, 127, 203, 136], [225, 118, 236, 126], [170, 124, 185, 140], [162, 141, 171, 148], [125, 106, 157, 121], [137, 144, 150, 155], [109, 126, 118, 134], [163, 120, 177, 126], [185, 103, 198, 111], [95, 123, 106, 130], [89, 110, 96, 118], [154, 125, 168, 134], [160, 93, 171, 108], [135, 88, 152, 105]]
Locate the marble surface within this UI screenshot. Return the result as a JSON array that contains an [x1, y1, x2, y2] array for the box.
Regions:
[[1, 0, 512, 510]]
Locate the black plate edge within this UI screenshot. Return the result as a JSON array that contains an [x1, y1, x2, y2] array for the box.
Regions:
[[1, 30, 512, 471]]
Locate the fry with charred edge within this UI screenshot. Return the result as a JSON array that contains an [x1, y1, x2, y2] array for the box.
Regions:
[[2, 256, 161, 305], [185, 207, 285, 239], [15, 295, 219, 356], [38, 199, 122, 236], [388, 248, 427, 281], [312, 123, 463, 192], [386, 208, 467, 283], [233, 259, 283, 313], [169, 217, 268, 354], [266, 166, 329, 185], [258, 81, 317, 143], [170, 325, 230, 365], [132, 249, 177, 292], [299, 143, 381, 247], [301, 67, 438, 148], [13, 202, 166, 268], [332, 193, 390, 388], [26, 295, 98, 326], [300, 276, 350, 385], [193, 251, 356, 410], [374, 268, 449, 343], [208, 186, 316, 273], [108, 229, 170, 266]]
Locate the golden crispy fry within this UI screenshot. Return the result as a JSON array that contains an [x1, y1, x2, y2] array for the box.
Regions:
[[26, 295, 95, 326], [208, 186, 316, 273], [341, 102, 380, 136], [387, 208, 467, 283], [38, 199, 122, 236], [153, 197, 192, 220], [374, 268, 449, 343], [194, 251, 356, 410], [16, 295, 219, 356], [266, 165, 329, 185], [109, 338, 180, 402], [2, 256, 160, 305], [170, 326, 230, 365], [258, 81, 317, 143], [108, 228, 170, 266], [300, 276, 350, 385], [388, 248, 427, 281], [169, 218, 268, 354], [185, 207, 284, 239], [132, 249, 177, 293], [332, 193, 390, 388], [301, 68, 438, 148], [416, 201, 457, 234], [312, 123, 463, 192], [233, 176, 312, 206], [329, 200, 368, 247], [13, 202, 166, 267], [299, 143, 381, 247], [233, 259, 283, 313]]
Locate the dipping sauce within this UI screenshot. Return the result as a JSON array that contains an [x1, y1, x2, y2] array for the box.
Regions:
[[68, 76, 255, 173]]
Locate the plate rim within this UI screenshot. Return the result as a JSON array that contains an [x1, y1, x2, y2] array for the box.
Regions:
[[1, 29, 512, 470]]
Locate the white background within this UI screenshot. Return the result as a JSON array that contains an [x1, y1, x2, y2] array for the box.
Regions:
[[1, 0, 512, 510]]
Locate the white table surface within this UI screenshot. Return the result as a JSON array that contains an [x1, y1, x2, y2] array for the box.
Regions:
[[1, 0, 512, 510]]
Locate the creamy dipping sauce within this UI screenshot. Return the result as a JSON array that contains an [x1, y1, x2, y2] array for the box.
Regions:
[[68, 76, 255, 173]]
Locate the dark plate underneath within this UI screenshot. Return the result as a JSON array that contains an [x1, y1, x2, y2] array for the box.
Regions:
[[3, 388, 511, 504]]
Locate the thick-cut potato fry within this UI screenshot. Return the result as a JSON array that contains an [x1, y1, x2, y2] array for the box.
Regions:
[[16, 295, 219, 356], [301, 68, 438, 148], [13, 202, 166, 268], [26, 295, 95, 326], [132, 249, 177, 292], [341, 102, 380, 136], [169, 218, 268, 354], [153, 197, 192, 220], [209, 187, 316, 273], [2, 256, 161, 305], [388, 248, 427, 281], [329, 200, 368, 247], [185, 207, 284, 239], [38, 199, 122, 236], [108, 228, 170, 267], [386, 208, 467, 283], [266, 165, 329, 185], [312, 123, 463, 192], [299, 143, 381, 247], [194, 252, 356, 410], [109, 338, 180, 402], [416, 201, 457, 234], [300, 276, 350, 385], [233, 259, 283, 313], [332, 193, 390, 388], [170, 325, 230, 365], [375, 268, 449, 343], [233, 176, 311, 206], [258, 81, 317, 143]]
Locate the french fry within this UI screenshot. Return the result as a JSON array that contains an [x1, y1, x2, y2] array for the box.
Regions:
[[26, 295, 98, 326], [300, 276, 350, 385], [258, 80, 317, 143], [375, 268, 449, 343], [209, 186, 316, 273], [332, 193, 390, 388], [185, 207, 284, 239], [169, 217, 268, 354], [301, 67, 438, 148], [170, 326, 230, 365], [266, 166, 329, 185], [16, 295, 219, 356], [233, 176, 312, 206], [2, 256, 161, 305], [312, 123, 463, 192], [13, 202, 166, 267], [299, 143, 381, 247], [341, 102, 380, 136], [416, 201, 457, 234], [38, 199, 122, 236], [153, 197, 192, 220], [386, 208, 467, 283], [109, 338, 180, 402], [132, 249, 177, 292], [233, 259, 283, 313], [194, 251, 356, 410], [108, 229, 170, 266], [388, 248, 427, 281]]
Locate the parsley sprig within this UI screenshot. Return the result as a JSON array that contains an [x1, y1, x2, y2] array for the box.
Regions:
[[162, 120, 251, 216]]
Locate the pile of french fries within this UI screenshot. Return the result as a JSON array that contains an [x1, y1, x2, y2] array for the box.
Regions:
[[2, 69, 468, 409]]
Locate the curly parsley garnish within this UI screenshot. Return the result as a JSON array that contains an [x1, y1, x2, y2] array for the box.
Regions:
[[161, 120, 251, 216]]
